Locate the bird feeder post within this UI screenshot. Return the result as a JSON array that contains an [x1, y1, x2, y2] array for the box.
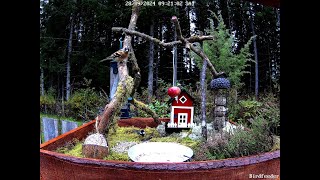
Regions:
[[210, 77, 230, 132]]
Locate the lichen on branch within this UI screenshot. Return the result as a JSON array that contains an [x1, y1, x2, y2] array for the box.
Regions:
[[97, 75, 134, 134]]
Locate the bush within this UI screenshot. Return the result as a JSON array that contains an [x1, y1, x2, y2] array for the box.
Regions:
[[226, 117, 273, 157], [148, 100, 170, 118], [228, 94, 279, 135], [237, 99, 262, 123], [257, 94, 280, 136], [40, 89, 56, 114], [66, 87, 107, 121], [134, 100, 170, 118], [194, 116, 274, 161]]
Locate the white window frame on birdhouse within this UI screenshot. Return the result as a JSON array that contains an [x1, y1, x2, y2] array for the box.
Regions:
[[179, 95, 187, 104]]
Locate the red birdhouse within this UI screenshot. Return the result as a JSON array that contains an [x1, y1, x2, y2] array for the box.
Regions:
[[167, 89, 195, 129]]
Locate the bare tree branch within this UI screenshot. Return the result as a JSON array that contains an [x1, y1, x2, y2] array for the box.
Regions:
[[171, 16, 224, 77], [112, 17, 223, 78], [128, 51, 141, 97], [112, 27, 214, 47], [187, 35, 214, 42]]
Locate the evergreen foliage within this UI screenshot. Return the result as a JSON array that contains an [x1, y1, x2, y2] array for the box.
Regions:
[[193, 13, 254, 90]]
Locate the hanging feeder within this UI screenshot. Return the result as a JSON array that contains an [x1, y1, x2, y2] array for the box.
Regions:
[[167, 86, 181, 101], [210, 77, 230, 90]]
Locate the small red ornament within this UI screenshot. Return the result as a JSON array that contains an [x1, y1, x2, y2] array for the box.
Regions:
[[167, 86, 181, 98]]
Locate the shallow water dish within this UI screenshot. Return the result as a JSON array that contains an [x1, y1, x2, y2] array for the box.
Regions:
[[128, 142, 193, 162]]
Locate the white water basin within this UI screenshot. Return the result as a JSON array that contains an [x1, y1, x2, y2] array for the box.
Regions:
[[128, 142, 193, 162]]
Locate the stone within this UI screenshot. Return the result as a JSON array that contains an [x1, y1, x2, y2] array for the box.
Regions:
[[214, 97, 227, 106], [82, 133, 109, 159], [213, 117, 226, 130], [156, 123, 166, 137], [179, 132, 189, 138], [112, 141, 138, 154], [222, 121, 243, 135], [188, 125, 202, 140]]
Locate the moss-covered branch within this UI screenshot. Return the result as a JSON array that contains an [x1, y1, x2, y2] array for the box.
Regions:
[[128, 51, 141, 97], [97, 75, 134, 134], [96, 0, 141, 134], [129, 98, 160, 124]]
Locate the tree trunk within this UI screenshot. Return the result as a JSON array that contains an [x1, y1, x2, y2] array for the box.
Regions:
[[249, 3, 259, 100], [275, 8, 280, 28], [40, 67, 44, 95], [267, 41, 272, 92], [200, 60, 207, 140], [155, 23, 162, 100], [199, 31, 207, 140], [147, 22, 154, 103], [226, 0, 233, 30], [66, 14, 74, 101]]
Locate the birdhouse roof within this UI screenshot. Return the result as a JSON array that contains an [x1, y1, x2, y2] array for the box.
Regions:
[[167, 89, 195, 104]]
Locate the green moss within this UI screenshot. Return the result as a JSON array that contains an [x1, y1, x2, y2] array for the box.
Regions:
[[107, 125, 142, 148], [150, 134, 201, 150], [65, 142, 84, 157], [271, 135, 280, 151], [104, 150, 130, 161], [56, 139, 84, 158], [55, 126, 200, 161], [145, 126, 160, 137], [180, 137, 201, 149]]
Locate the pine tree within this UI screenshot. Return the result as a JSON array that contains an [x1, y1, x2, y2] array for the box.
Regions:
[[193, 13, 254, 91]]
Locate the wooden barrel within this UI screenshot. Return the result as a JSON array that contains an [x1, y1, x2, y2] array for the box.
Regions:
[[40, 118, 280, 180]]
